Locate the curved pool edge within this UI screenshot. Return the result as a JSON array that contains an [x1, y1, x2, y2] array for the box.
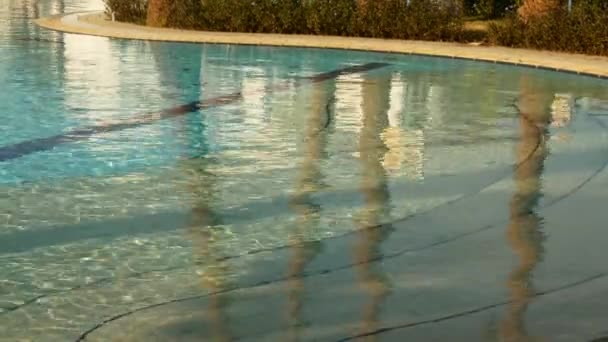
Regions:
[[35, 11, 608, 80]]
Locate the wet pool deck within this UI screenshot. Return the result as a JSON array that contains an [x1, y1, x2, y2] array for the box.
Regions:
[[16, 11, 608, 342]]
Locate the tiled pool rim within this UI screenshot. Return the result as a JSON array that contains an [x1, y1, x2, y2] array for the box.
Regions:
[[36, 11, 608, 80]]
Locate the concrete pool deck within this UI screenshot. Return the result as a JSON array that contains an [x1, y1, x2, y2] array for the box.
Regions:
[[36, 11, 608, 79]]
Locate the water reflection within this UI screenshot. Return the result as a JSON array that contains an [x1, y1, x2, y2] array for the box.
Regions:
[[184, 155, 233, 342], [284, 79, 336, 341], [550, 93, 574, 142], [498, 75, 552, 342], [177, 47, 232, 341], [354, 72, 395, 339], [381, 73, 425, 180]]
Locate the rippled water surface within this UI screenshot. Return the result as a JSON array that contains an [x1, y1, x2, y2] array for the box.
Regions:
[[2, 0, 608, 341]]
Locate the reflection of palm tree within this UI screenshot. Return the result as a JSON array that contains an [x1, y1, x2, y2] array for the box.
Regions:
[[159, 44, 231, 341], [285, 79, 336, 341], [149, 42, 203, 103], [177, 144, 236, 342], [354, 73, 394, 340], [184, 156, 232, 342], [498, 76, 552, 342], [150, 41, 209, 159]]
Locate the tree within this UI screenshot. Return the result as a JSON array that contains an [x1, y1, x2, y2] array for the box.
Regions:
[[146, 0, 171, 27], [146, 0, 203, 29], [518, 0, 560, 21]]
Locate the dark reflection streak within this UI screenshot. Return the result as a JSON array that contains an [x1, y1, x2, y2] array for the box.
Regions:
[[12, 37, 65, 44], [58, 0, 64, 15], [354, 73, 394, 339], [590, 337, 608, 342], [1, 294, 45, 313], [284, 80, 335, 341], [33, 0, 39, 20], [323, 95, 335, 131], [304, 63, 389, 83], [0, 93, 242, 162]]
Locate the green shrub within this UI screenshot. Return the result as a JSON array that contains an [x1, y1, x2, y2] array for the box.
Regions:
[[104, 0, 147, 25], [400, 0, 463, 41], [476, 0, 518, 19], [488, 1, 608, 56], [103, 0, 608, 56], [303, 0, 357, 36], [166, 0, 204, 29], [104, 0, 464, 42]]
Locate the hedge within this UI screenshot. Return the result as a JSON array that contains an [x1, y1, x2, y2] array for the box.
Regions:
[[488, 1, 608, 56], [105, 0, 464, 41]]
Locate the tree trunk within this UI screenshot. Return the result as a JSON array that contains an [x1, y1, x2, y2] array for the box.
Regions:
[[518, 0, 560, 22], [146, 0, 171, 27], [357, 0, 369, 13]]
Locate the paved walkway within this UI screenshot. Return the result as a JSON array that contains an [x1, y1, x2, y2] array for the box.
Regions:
[[36, 11, 608, 79]]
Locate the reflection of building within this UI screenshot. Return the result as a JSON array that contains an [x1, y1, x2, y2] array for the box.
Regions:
[[63, 34, 121, 125], [334, 71, 426, 179], [550, 93, 574, 128], [240, 66, 276, 163], [381, 74, 405, 173], [61, 33, 191, 171], [334, 73, 365, 134], [381, 74, 425, 180], [353, 73, 394, 339], [206, 59, 298, 176], [426, 84, 447, 128]]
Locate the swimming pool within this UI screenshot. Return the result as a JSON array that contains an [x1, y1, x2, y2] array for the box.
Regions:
[[2, 0, 608, 341]]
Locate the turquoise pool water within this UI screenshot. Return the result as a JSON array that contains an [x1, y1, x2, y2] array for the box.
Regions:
[[2, 0, 608, 341]]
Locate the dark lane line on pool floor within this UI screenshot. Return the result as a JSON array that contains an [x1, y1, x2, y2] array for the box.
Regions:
[[337, 271, 608, 342], [0, 62, 389, 163], [13, 36, 65, 44]]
